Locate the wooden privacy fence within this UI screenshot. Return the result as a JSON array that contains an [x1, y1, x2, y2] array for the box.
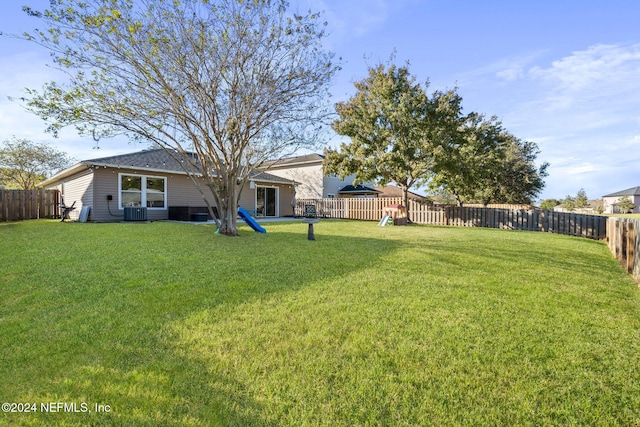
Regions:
[[608, 218, 640, 285], [296, 197, 639, 284], [295, 198, 608, 239], [0, 189, 60, 221]]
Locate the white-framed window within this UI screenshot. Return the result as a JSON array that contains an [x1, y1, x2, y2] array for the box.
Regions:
[[119, 173, 167, 209], [326, 194, 336, 199]]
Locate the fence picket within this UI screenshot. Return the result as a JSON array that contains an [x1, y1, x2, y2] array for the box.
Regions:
[[606, 218, 640, 285], [296, 197, 638, 285], [0, 189, 60, 221], [627, 223, 635, 275], [294, 198, 608, 240]]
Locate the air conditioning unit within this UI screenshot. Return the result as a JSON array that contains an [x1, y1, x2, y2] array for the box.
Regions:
[[124, 206, 148, 221]]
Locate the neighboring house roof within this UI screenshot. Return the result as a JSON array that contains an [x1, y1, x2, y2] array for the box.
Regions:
[[374, 185, 429, 201], [40, 148, 293, 187], [247, 170, 294, 185], [338, 184, 380, 195], [603, 186, 640, 197], [262, 153, 324, 169]]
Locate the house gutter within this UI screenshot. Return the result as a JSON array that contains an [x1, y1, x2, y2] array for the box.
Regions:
[[39, 163, 90, 188], [40, 161, 296, 188], [87, 162, 191, 176]]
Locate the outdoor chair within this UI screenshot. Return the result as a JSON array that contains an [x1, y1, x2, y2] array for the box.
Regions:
[[60, 200, 76, 222]]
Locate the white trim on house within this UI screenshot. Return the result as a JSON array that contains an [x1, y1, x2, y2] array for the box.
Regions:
[[118, 173, 167, 210]]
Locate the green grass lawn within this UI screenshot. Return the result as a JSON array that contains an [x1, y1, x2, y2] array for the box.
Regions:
[[1, 219, 640, 426]]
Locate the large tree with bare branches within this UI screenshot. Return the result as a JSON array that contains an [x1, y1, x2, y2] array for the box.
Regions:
[[19, 0, 338, 235]]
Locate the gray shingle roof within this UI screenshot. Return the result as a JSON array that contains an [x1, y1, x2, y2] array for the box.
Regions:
[[263, 153, 324, 168], [603, 186, 640, 197], [86, 148, 293, 184], [85, 148, 197, 173], [338, 184, 380, 194], [248, 170, 295, 184]]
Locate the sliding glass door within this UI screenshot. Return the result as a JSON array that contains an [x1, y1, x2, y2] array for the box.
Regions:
[[256, 186, 278, 217]]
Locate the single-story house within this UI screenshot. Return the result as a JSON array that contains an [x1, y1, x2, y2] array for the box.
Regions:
[[603, 186, 640, 214], [40, 148, 296, 222], [262, 153, 376, 199]]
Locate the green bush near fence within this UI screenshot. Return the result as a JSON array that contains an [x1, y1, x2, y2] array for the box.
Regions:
[[1, 220, 640, 426]]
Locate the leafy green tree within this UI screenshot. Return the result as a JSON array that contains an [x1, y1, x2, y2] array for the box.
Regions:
[[575, 188, 589, 209], [325, 60, 548, 211], [325, 62, 435, 218], [429, 107, 547, 206], [19, 0, 338, 236], [493, 136, 548, 205], [540, 199, 561, 210], [561, 195, 576, 211], [616, 196, 636, 213], [0, 137, 72, 190], [428, 108, 506, 206], [429, 188, 457, 205], [594, 201, 605, 214]]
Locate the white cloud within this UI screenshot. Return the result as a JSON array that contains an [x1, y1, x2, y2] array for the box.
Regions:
[[293, 0, 419, 39], [457, 43, 640, 199], [529, 44, 640, 92], [494, 51, 548, 82], [496, 67, 524, 82]]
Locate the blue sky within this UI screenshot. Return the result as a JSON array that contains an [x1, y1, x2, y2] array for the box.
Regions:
[[1, 0, 639, 201]]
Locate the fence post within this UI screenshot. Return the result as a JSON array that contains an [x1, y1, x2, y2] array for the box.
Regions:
[[626, 222, 634, 275], [634, 220, 640, 285]]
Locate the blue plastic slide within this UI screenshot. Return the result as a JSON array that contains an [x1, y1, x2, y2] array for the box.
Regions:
[[238, 207, 267, 233]]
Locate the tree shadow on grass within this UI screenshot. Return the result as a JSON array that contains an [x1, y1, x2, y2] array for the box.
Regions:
[[1, 225, 403, 426]]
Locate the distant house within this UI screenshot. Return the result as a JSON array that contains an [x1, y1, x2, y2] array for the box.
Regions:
[[263, 153, 376, 199], [553, 199, 603, 214], [374, 185, 430, 202], [602, 186, 640, 214], [40, 149, 295, 222], [336, 184, 380, 198]]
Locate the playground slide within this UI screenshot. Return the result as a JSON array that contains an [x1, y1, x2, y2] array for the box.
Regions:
[[378, 214, 391, 226], [238, 207, 267, 233]]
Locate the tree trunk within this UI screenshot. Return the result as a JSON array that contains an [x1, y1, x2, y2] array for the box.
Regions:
[[218, 198, 238, 236], [210, 181, 239, 236], [401, 184, 411, 223], [220, 190, 238, 236], [454, 191, 464, 207]]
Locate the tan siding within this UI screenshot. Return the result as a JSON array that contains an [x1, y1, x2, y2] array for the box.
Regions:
[[60, 169, 93, 221], [167, 174, 217, 206], [92, 168, 180, 222], [279, 184, 295, 216], [268, 164, 324, 199], [264, 161, 372, 200], [247, 183, 295, 217], [238, 186, 255, 212], [54, 166, 294, 221], [92, 167, 121, 222]]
